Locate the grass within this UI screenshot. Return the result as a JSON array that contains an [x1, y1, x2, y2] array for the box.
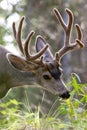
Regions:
[[0, 75, 87, 130]]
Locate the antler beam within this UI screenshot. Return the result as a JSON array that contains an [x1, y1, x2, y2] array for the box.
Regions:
[[53, 8, 84, 62], [12, 17, 48, 63]]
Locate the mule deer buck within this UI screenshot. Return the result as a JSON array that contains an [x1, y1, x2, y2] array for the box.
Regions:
[[0, 8, 84, 99]]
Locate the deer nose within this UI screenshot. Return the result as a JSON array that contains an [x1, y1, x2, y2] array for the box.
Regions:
[[59, 91, 70, 99]]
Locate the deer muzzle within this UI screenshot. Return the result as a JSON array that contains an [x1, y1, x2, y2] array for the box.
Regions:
[[53, 78, 70, 99], [58, 79, 70, 99]]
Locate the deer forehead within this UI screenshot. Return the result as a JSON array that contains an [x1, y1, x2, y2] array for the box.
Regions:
[[43, 61, 62, 80]]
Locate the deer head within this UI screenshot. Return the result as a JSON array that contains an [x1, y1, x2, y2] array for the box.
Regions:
[[7, 8, 84, 99]]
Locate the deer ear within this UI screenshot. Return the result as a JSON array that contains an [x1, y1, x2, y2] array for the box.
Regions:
[[36, 36, 53, 62], [6, 53, 38, 71]]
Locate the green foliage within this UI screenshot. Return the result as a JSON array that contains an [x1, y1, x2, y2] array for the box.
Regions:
[[0, 76, 87, 130]]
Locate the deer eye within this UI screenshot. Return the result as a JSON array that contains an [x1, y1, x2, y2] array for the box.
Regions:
[[43, 74, 51, 80]]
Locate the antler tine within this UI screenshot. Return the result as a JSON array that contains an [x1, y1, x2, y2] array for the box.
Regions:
[[53, 8, 73, 46], [24, 34, 49, 61], [12, 22, 16, 39], [32, 43, 49, 60], [65, 8, 73, 45], [75, 24, 82, 40], [53, 8, 66, 30], [12, 17, 25, 54], [24, 30, 35, 60], [75, 24, 84, 48]]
